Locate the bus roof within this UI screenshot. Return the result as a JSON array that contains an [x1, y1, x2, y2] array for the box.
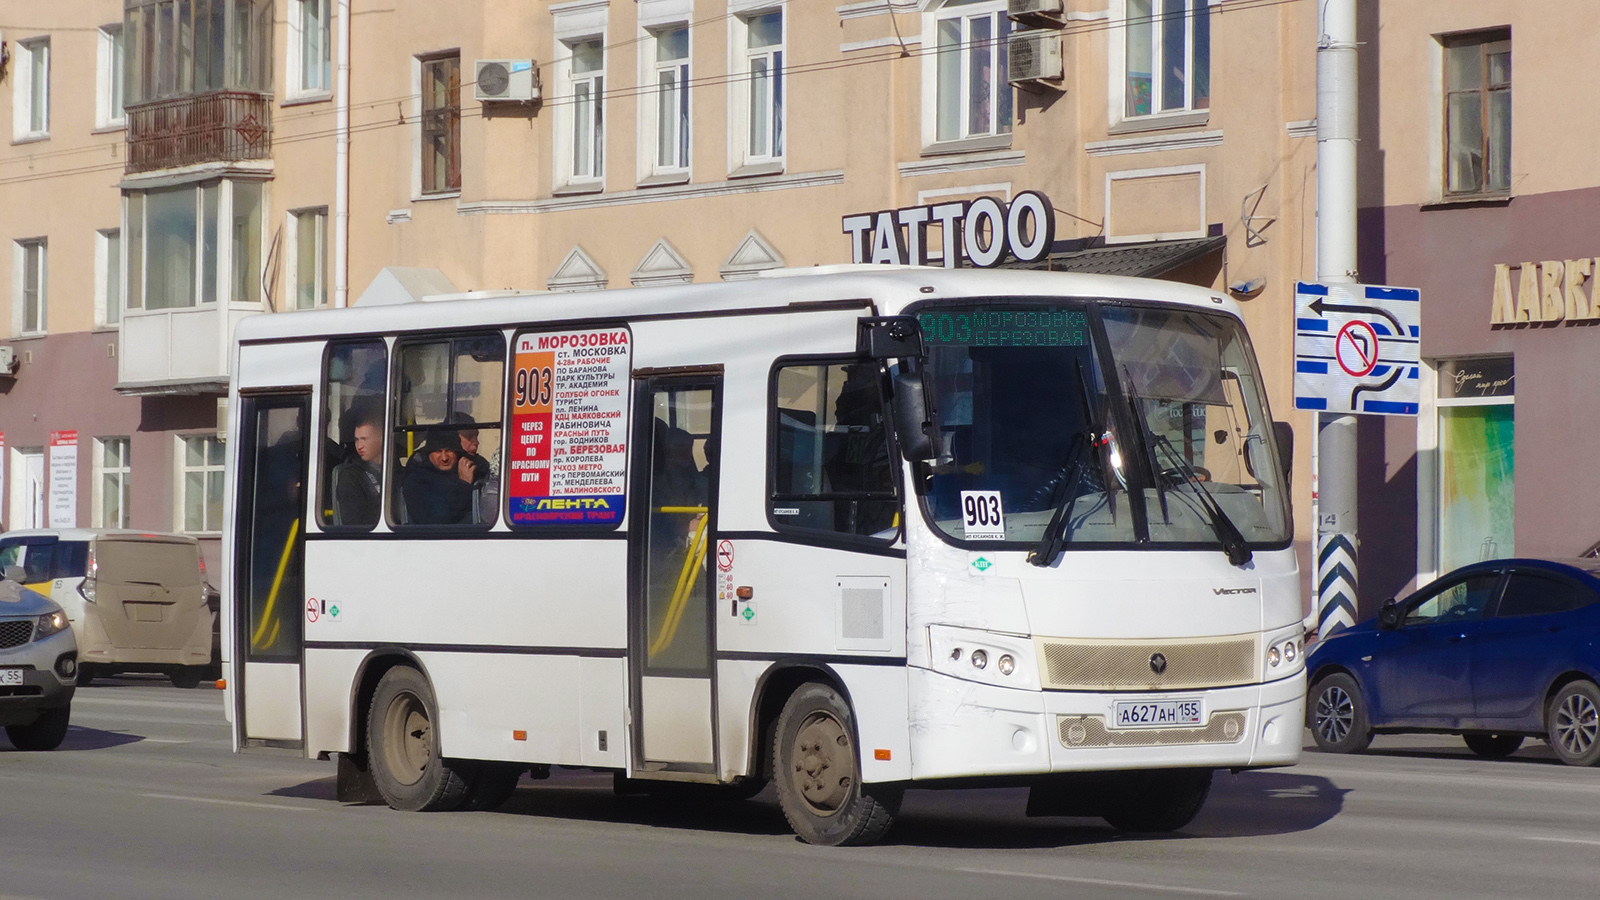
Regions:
[[234, 266, 1240, 344]]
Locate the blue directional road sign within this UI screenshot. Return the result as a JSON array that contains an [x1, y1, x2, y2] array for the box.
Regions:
[[1293, 282, 1421, 416]]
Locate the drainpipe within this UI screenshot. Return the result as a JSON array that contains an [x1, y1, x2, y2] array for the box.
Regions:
[[1314, 0, 1359, 636], [334, 0, 351, 307]]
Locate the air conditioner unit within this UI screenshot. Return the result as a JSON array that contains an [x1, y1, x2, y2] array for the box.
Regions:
[[474, 59, 540, 103], [1008, 30, 1064, 87], [1008, 0, 1064, 27], [0, 345, 16, 376]]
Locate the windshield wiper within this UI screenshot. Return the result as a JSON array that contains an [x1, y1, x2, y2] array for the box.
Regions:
[[1028, 360, 1100, 568], [1122, 372, 1253, 567]]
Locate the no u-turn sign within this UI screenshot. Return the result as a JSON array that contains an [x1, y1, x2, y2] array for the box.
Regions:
[[1293, 282, 1422, 417]]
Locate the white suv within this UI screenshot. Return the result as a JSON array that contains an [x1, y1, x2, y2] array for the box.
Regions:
[[0, 568, 78, 750]]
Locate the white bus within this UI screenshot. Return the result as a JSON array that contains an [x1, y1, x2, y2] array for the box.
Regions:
[[223, 266, 1305, 846]]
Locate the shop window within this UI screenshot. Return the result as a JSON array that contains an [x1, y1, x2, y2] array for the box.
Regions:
[[1122, 0, 1209, 120], [419, 53, 462, 195], [1443, 30, 1511, 196], [929, 0, 1012, 145], [1435, 356, 1514, 572], [391, 335, 505, 528], [770, 360, 899, 541], [321, 341, 388, 529]]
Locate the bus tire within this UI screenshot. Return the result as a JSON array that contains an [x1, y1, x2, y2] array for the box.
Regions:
[[772, 682, 898, 846], [366, 666, 473, 811], [1099, 768, 1213, 833], [460, 762, 523, 811]]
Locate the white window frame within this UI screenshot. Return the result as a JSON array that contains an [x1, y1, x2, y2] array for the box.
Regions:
[[287, 207, 328, 310], [91, 437, 132, 529], [1109, 0, 1212, 131], [921, 0, 1013, 151], [95, 228, 123, 328], [639, 24, 691, 181], [12, 238, 47, 336], [122, 179, 268, 313], [728, 4, 785, 175], [554, 36, 607, 190], [176, 434, 226, 535], [96, 25, 127, 129], [287, 0, 334, 100], [12, 37, 51, 141]]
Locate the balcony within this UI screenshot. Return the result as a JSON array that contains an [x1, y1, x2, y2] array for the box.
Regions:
[[126, 92, 273, 175]]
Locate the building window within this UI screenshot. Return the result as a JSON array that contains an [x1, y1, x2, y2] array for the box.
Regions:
[[180, 435, 226, 533], [96, 229, 123, 327], [737, 11, 784, 166], [1124, 0, 1210, 119], [11, 37, 50, 140], [1444, 31, 1511, 196], [930, 0, 1012, 145], [649, 26, 690, 174], [123, 0, 273, 105], [291, 0, 332, 96], [98, 26, 127, 128], [123, 179, 263, 312], [290, 208, 328, 310], [558, 38, 606, 185], [93, 438, 132, 529], [419, 54, 462, 195], [13, 239, 47, 335]]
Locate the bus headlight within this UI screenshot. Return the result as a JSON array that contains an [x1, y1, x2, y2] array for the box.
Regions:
[[1267, 645, 1281, 667], [997, 654, 1016, 676], [970, 649, 988, 670], [1262, 629, 1305, 681], [927, 625, 1037, 690]]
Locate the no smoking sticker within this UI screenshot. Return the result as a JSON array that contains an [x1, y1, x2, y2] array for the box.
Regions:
[[717, 540, 735, 573], [1336, 320, 1379, 377]]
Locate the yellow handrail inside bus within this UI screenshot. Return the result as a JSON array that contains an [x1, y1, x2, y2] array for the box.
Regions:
[[647, 506, 708, 660], [250, 518, 301, 652]]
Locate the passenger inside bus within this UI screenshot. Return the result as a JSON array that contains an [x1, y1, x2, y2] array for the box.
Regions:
[[401, 431, 478, 525], [330, 409, 383, 526]]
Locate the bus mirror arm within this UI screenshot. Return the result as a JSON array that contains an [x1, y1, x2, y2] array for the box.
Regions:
[[892, 371, 936, 463], [857, 316, 925, 361]]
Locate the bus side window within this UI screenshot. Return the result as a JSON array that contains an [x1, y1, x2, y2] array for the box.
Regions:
[[391, 334, 506, 528], [770, 361, 899, 540], [320, 340, 388, 530]]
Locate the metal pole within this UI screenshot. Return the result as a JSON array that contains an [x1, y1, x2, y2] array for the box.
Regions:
[[333, 0, 351, 308], [1315, 0, 1360, 635]]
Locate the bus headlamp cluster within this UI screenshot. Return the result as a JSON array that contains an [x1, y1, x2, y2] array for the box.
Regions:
[[932, 625, 1035, 690], [1266, 637, 1300, 668]]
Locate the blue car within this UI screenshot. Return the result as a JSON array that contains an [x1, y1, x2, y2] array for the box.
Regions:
[[1306, 558, 1600, 766]]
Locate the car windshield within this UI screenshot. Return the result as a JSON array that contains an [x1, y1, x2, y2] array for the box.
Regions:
[[914, 299, 1291, 551]]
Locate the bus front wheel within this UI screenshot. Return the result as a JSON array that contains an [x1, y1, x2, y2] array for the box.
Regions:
[[1099, 768, 1214, 833], [366, 666, 474, 812], [772, 683, 899, 846]]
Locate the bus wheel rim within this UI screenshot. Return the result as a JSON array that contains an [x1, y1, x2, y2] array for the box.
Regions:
[[792, 711, 852, 817], [382, 691, 431, 787]]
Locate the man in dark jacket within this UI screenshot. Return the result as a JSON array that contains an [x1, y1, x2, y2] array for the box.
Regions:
[[331, 413, 383, 526], [402, 432, 477, 525]]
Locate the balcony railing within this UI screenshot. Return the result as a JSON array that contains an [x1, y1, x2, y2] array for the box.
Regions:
[[126, 91, 273, 174]]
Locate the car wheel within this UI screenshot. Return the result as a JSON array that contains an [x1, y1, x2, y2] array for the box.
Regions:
[[1547, 681, 1600, 767], [1462, 733, 1524, 759], [1099, 768, 1214, 832], [772, 683, 899, 846], [169, 667, 204, 689], [5, 706, 70, 751], [366, 666, 474, 811], [1310, 673, 1372, 753], [75, 665, 95, 688]]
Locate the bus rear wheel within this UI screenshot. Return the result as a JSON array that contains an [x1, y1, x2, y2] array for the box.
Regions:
[[772, 683, 898, 846], [366, 666, 473, 811]]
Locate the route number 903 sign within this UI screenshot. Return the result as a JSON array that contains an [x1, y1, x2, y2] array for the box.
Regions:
[[960, 490, 1006, 540]]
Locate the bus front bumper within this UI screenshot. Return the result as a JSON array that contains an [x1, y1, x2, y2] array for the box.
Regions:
[[906, 665, 1305, 781]]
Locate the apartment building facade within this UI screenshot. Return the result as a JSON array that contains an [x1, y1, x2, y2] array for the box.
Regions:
[[4, 0, 1329, 585]]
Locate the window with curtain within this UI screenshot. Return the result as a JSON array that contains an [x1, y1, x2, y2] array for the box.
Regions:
[[1124, 0, 1210, 119], [743, 12, 784, 162], [652, 26, 690, 172], [566, 39, 606, 182], [932, 0, 1012, 144]]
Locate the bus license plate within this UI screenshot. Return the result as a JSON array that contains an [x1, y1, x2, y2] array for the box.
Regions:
[[0, 669, 22, 686], [1114, 699, 1201, 728]]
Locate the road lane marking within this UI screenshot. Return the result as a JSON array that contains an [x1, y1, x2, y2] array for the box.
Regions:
[[142, 793, 314, 812], [954, 867, 1246, 897], [1524, 836, 1600, 847]]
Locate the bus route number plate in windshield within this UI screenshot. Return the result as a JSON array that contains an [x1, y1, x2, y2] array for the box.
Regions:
[[960, 490, 1006, 541], [1114, 699, 1202, 729]]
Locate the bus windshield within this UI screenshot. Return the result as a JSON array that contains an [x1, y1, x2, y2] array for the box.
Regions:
[[915, 300, 1291, 552]]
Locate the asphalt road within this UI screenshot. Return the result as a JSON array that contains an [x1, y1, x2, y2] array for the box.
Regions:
[[3, 678, 1599, 900]]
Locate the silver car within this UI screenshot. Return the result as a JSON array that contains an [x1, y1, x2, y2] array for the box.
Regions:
[[0, 566, 77, 751]]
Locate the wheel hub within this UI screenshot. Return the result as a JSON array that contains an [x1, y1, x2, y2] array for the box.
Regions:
[[381, 690, 431, 787], [791, 711, 852, 816], [1316, 685, 1353, 744], [1554, 692, 1599, 756]]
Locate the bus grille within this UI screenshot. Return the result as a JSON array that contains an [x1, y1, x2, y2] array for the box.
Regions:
[[1036, 635, 1258, 691], [0, 619, 34, 649], [1056, 712, 1248, 748]]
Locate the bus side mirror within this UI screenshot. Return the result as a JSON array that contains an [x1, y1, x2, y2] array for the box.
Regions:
[[1273, 420, 1294, 480], [1378, 598, 1400, 629], [857, 316, 924, 360], [892, 372, 935, 462]]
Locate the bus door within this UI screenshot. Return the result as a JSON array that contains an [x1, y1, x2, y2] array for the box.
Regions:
[[629, 372, 722, 773], [233, 392, 310, 748]]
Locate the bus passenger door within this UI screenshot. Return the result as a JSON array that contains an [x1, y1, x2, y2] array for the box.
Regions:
[[233, 393, 310, 749], [629, 373, 722, 774]]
